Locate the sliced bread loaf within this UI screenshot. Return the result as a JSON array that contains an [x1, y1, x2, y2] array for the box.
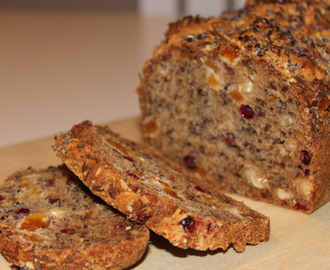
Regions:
[[53, 120, 270, 252], [0, 165, 149, 270], [137, 0, 330, 213]]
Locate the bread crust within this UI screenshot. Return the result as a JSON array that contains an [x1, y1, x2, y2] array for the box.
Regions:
[[137, 0, 330, 213], [0, 166, 149, 270], [53, 121, 270, 252]]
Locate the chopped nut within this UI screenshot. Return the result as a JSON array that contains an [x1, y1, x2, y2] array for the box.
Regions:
[[285, 139, 298, 152], [277, 188, 293, 200], [157, 62, 169, 75], [121, 181, 128, 190], [25, 262, 35, 270], [243, 167, 267, 189], [297, 179, 311, 198], [281, 115, 293, 126], [95, 167, 102, 176], [238, 81, 254, 95], [44, 207, 68, 218]]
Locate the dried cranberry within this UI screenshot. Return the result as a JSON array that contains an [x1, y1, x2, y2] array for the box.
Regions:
[[46, 178, 56, 187], [123, 155, 134, 162], [0, 195, 5, 201], [125, 170, 140, 179], [60, 228, 75, 234], [300, 150, 312, 165], [15, 208, 30, 214], [180, 216, 195, 233], [193, 185, 211, 195], [224, 133, 236, 145], [304, 169, 310, 177], [239, 104, 254, 120], [48, 197, 60, 204], [293, 202, 307, 211], [183, 155, 197, 170]]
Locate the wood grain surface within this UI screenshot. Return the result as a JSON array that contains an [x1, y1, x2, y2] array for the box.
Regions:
[[0, 117, 329, 270]]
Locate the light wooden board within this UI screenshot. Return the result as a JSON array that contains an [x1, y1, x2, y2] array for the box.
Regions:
[[0, 117, 329, 270]]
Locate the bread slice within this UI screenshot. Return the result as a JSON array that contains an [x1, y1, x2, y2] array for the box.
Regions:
[[53, 120, 270, 252], [137, 0, 330, 213], [0, 165, 149, 270]]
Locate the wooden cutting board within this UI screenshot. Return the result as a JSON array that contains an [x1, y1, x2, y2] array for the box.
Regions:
[[0, 117, 329, 270]]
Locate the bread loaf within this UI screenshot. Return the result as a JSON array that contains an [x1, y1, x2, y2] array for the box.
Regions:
[[53, 121, 270, 252], [137, 0, 330, 214], [0, 166, 149, 270]]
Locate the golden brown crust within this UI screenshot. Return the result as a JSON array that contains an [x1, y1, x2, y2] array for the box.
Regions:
[[156, 0, 330, 83], [0, 166, 149, 270], [146, 0, 330, 124], [53, 121, 270, 252], [137, 0, 330, 213]]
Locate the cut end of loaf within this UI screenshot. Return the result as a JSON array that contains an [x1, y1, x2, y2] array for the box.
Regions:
[[0, 166, 149, 270], [137, 1, 330, 214]]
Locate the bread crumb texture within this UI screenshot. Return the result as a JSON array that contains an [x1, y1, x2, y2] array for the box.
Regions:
[[137, 0, 330, 214], [0, 166, 149, 270]]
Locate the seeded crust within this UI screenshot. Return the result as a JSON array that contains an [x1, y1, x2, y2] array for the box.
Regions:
[[53, 121, 270, 252], [0, 166, 149, 270], [137, 0, 330, 214]]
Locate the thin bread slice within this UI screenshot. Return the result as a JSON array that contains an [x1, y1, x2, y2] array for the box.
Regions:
[[53, 121, 270, 252], [0, 165, 149, 270]]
